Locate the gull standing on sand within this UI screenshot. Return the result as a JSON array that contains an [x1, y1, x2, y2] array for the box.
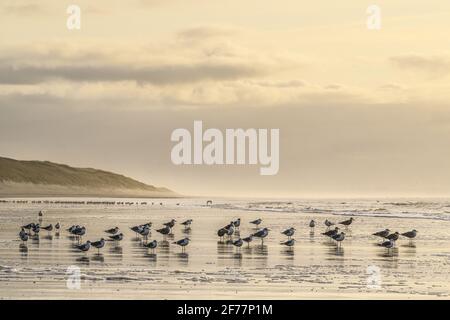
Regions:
[[242, 235, 253, 247], [252, 228, 269, 245], [76, 240, 91, 253], [139, 225, 150, 241], [181, 219, 193, 229], [32, 223, 40, 236], [157, 226, 171, 237], [281, 239, 296, 248], [401, 230, 418, 239], [22, 223, 35, 233], [232, 238, 243, 250], [164, 219, 176, 230], [373, 229, 390, 238], [130, 223, 152, 236], [217, 228, 227, 241], [233, 218, 241, 230], [173, 237, 190, 252], [55, 222, 60, 232], [19, 228, 28, 244], [281, 227, 295, 239], [339, 217, 354, 228], [73, 226, 86, 243], [42, 224, 53, 235], [67, 225, 79, 233], [379, 239, 395, 250], [309, 220, 316, 230], [322, 227, 339, 238], [225, 223, 235, 239], [324, 219, 334, 229], [109, 233, 123, 242], [105, 227, 119, 235], [250, 218, 262, 227], [145, 240, 158, 253], [332, 232, 345, 247], [91, 238, 105, 254], [386, 232, 400, 242]]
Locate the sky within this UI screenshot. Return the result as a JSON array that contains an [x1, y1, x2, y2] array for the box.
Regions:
[[1, 0, 450, 197]]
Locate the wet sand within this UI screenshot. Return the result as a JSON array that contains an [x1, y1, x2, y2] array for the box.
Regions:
[[1, 199, 450, 299]]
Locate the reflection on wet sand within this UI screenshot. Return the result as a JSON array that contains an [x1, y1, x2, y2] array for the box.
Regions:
[[176, 252, 189, 266], [280, 247, 295, 260], [91, 254, 105, 263], [19, 244, 28, 257], [43, 235, 53, 241], [76, 256, 90, 265]]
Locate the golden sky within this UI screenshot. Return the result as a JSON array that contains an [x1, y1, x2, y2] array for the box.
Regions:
[[1, 0, 450, 197]]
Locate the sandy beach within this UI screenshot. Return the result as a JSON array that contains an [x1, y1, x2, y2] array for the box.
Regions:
[[1, 198, 450, 299]]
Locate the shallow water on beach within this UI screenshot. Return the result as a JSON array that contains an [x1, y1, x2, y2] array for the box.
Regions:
[[1, 198, 450, 299]]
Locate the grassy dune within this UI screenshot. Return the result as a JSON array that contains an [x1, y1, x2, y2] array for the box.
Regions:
[[0, 156, 177, 198]]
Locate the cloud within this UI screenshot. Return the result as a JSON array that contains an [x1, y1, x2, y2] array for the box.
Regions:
[[2, 3, 43, 15], [389, 54, 450, 77], [0, 63, 265, 85], [177, 26, 236, 40]]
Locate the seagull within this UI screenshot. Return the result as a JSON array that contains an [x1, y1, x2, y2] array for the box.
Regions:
[[252, 228, 269, 244], [38, 211, 43, 217], [72, 226, 86, 242], [32, 224, 40, 236], [41, 224, 53, 234], [144, 240, 158, 253], [379, 239, 395, 250], [281, 239, 296, 247], [55, 222, 60, 231], [309, 220, 316, 229], [67, 225, 80, 233], [322, 227, 339, 237], [76, 241, 91, 253], [173, 237, 190, 252], [232, 238, 243, 250], [373, 229, 390, 238], [217, 228, 227, 241], [19, 228, 28, 244], [242, 235, 253, 247], [91, 238, 105, 254], [130, 223, 152, 236], [156, 226, 171, 236], [401, 230, 418, 239], [386, 232, 400, 242], [332, 232, 345, 247], [181, 219, 193, 229], [324, 219, 334, 228], [109, 233, 123, 241], [281, 227, 295, 239], [339, 217, 354, 228], [233, 218, 241, 230], [22, 223, 35, 232], [225, 224, 234, 239], [138, 226, 150, 241], [250, 218, 262, 227], [104, 227, 119, 235], [164, 219, 176, 229]]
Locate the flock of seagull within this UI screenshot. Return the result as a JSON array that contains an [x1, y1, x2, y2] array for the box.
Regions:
[[18, 211, 192, 255], [17, 211, 418, 256], [216, 216, 417, 252]]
